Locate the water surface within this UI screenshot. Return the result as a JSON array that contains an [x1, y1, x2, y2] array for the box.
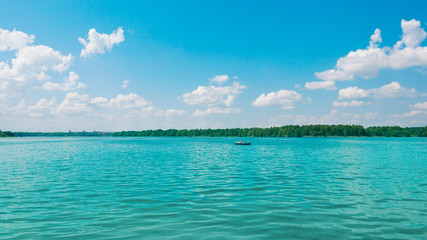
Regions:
[[0, 137, 426, 239]]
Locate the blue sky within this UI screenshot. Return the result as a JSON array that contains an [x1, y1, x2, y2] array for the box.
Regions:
[[1, 0, 426, 131]]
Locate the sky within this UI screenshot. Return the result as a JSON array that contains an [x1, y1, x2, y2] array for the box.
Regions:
[[0, 0, 426, 131]]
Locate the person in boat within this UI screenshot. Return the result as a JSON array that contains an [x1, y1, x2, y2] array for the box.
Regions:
[[238, 140, 243, 144]]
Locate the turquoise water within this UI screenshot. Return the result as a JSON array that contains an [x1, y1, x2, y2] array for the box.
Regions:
[[0, 137, 426, 239]]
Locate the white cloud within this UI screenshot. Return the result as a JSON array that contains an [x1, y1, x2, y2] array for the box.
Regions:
[[337, 82, 420, 100], [395, 19, 427, 48], [10, 98, 57, 117], [402, 110, 423, 117], [393, 110, 424, 118], [0, 45, 73, 83], [182, 81, 245, 107], [0, 28, 74, 99], [53, 92, 92, 115], [45, 92, 179, 119], [333, 100, 365, 107], [0, 44, 73, 99], [315, 19, 427, 81], [305, 80, 337, 90], [37, 92, 155, 117], [315, 69, 356, 81], [42, 72, 86, 91], [79, 27, 124, 58], [182, 80, 246, 116], [121, 80, 130, 89], [410, 101, 427, 109], [252, 89, 303, 110], [193, 107, 241, 116], [0, 28, 35, 52], [27, 98, 57, 117], [89, 93, 182, 118], [90, 96, 109, 105], [369, 28, 382, 48], [338, 86, 370, 99], [109, 93, 150, 109], [210, 75, 229, 83], [15, 45, 73, 74], [371, 81, 417, 98]]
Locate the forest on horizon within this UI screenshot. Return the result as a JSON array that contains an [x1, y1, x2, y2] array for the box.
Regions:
[[2, 125, 427, 137], [114, 125, 427, 137]]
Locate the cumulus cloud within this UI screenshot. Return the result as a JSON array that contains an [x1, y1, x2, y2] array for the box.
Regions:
[[182, 81, 246, 107], [305, 81, 337, 90], [90, 93, 156, 109], [45, 92, 181, 118], [108, 93, 150, 109], [210, 75, 230, 83], [0, 31, 74, 100], [90, 96, 109, 105], [0, 45, 73, 86], [338, 82, 420, 99], [79, 27, 124, 58], [369, 28, 382, 48], [252, 89, 303, 110], [315, 69, 355, 81], [91, 93, 185, 118], [53, 92, 92, 115], [181, 79, 246, 116], [0, 28, 35, 51], [371, 81, 418, 98], [395, 19, 427, 48], [315, 19, 427, 81], [27, 98, 57, 117], [8, 91, 187, 121], [410, 101, 427, 109], [0, 29, 74, 94], [338, 87, 370, 99], [42, 72, 86, 91], [332, 100, 365, 107], [10, 98, 57, 117]]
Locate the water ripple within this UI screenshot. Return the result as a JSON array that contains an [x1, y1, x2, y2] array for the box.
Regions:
[[0, 137, 426, 239]]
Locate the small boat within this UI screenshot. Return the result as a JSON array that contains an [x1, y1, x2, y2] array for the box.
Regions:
[[235, 141, 251, 145]]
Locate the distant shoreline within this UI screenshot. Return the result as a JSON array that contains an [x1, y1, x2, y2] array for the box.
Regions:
[[2, 125, 426, 137]]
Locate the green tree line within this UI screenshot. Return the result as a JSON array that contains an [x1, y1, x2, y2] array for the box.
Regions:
[[0, 130, 14, 137], [113, 125, 427, 137], [3, 125, 426, 137]]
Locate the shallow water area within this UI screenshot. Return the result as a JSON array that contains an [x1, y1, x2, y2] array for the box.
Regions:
[[0, 137, 426, 239]]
